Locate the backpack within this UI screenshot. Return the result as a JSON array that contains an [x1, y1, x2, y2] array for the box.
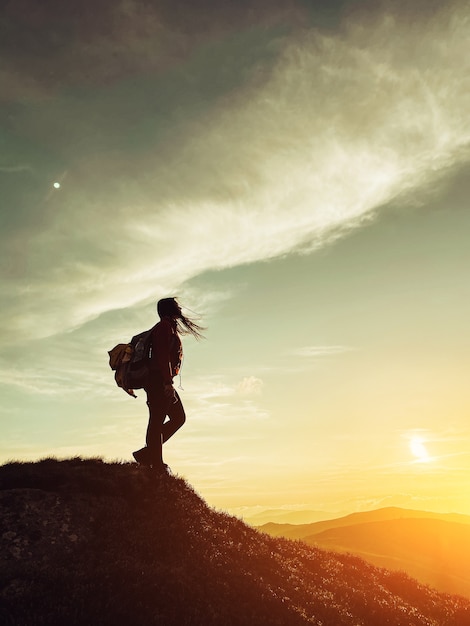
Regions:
[[108, 326, 156, 396]]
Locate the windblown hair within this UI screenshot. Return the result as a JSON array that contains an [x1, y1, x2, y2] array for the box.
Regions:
[[157, 297, 205, 340]]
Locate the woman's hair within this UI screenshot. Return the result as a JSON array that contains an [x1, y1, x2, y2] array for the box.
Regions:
[[157, 297, 205, 340]]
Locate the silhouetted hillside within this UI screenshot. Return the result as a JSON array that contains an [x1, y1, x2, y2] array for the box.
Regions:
[[259, 508, 470, 600], [1, 459, 470, 626]]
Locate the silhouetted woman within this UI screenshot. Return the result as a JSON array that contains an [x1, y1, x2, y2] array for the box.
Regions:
[[133, 297, 204, 473]]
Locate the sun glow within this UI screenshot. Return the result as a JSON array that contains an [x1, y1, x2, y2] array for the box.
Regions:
[[409, 437, 431, 463]]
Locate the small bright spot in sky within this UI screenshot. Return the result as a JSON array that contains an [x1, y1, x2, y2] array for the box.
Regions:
[[53, 182, 61, 189], [409, 437, 431, 463]]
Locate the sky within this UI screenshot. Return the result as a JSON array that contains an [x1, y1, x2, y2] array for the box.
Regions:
[[1, 0, 470, 521]]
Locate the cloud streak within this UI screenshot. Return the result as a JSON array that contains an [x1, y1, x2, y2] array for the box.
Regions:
[[1, 0, 469, 345], [293, 346, 353, 358]]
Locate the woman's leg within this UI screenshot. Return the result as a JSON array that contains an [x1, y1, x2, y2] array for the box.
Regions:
[[162, 391, 186, 443], [145, 384, 167, 467]]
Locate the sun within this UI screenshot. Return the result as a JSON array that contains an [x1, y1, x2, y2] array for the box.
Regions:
[[409, 437, 431, 463]]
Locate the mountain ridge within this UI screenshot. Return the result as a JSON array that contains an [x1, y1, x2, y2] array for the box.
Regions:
[[242, 508, 338, 526], [258, 505, 470, 539]]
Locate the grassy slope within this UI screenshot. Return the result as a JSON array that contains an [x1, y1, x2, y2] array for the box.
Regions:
[[1, 458, 470, 626]]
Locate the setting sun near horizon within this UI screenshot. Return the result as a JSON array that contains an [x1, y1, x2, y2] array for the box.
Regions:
[[409, 437, 431, 463]]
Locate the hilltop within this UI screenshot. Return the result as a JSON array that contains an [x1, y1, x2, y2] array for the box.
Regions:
[[1, 459, 470, 626], [259, 508, 470, 599]]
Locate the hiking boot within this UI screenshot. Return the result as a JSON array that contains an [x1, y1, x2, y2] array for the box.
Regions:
[[151, 462, 170, 475], [132, 447, 152, 467]]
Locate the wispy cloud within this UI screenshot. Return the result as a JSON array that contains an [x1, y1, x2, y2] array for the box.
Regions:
[[292, 346, 353, 358], [0, 165, 35, 174], [1, 0, 468, 347], [186, 374, 266, 404], [236, 376, 264, 395]]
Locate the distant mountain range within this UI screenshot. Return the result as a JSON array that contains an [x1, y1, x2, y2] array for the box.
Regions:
[[258, 507, 470, 599], [242, 508, 340, 526], [1, 460, 470, 625]]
